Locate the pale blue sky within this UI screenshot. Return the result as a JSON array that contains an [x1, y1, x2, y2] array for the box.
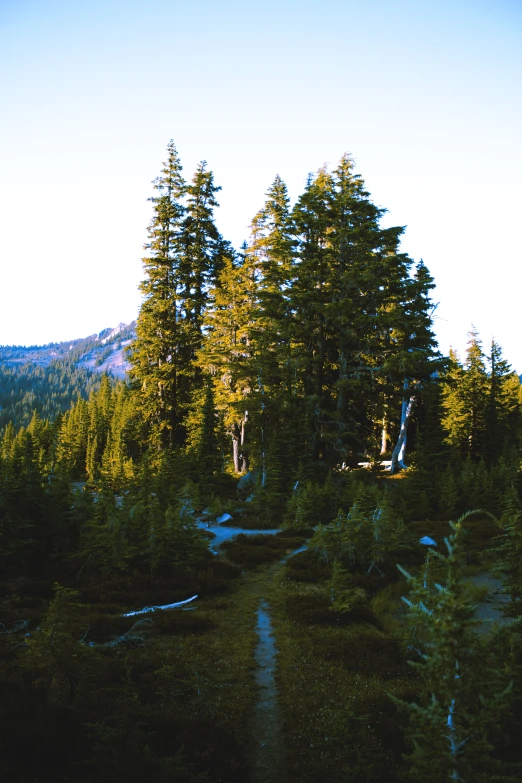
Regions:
[[1, 0, 521, 369]]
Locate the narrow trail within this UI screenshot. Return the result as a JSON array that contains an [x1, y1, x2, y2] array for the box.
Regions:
[[249, 543, 308, 783], [250, 599, 288, 783], [196, 516, 307, 782]]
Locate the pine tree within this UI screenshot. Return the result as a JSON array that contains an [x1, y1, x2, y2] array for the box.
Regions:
[[291, 166, 335, 462], [440, 349, 467, 451], [185, 376, 223, 494], [485, 339, 520, 463], [55, 396, 90, 478], [129, 143, 230, 451], [76, 488, 134, 578], [327, 558, 366, 613], [286, 479, 318, 528], [496, 511, 522, 618], [387, 261, 440, 472], [128, 141, 187, 448], [86, 374, 114, 482], [290, 157, 439, 468], [22, 584, 93, 708], [442, 329, 488, 460], [395, 515, 511, 782], [248, 175, 295, 390], [245, 176, 297, 486], [197, 246, 258, 473], [176, 161, 225, 411]]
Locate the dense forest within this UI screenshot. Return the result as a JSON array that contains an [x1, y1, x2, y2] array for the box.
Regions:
[[0, 322, 135, 429], [0, 360, 105, 431], [1, 142, 521, 782]]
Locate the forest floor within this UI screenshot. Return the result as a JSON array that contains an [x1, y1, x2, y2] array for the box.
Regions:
[[471, 572, 511, 629], [212, 528, 409, 782], [214, 509, 510, 783], [1, 508, 511, 783]]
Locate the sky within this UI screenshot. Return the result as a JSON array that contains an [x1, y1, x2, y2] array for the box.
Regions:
[[1, 0, 521, 369]]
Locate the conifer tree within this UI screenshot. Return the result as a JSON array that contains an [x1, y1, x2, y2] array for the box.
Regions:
[[0, 422, 40, 567], [290, 156, 439, 467], [244, 176, 297, 484], [387, 260, 440, 472], [248, 175, 295, 387], [76, 488, 134, 578], [176, 162, 225, 409], [291, 166, 334, 461], [442, 329, 488, 460], [496, 511, 522, 618], [130, 145, 228, 449], [286, 479, 318, 528], [86, 374, 114, 482], [327, 558, 366, 613], [395, 515, 510, 782], [22, 584, 93, 708], [100, 382, 142, 489], [197, 246, 258, 472], [485, 339, 520, 462], [185, 377, 223, 493], [55, 396, 90, 478], [128, 141, 187, 447]]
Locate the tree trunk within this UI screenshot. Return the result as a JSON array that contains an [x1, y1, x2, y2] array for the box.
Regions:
[[380, 411, 388, 456], [390, 383, 416, 473], [232, 425, 241, 474], [240, 411, 249, 473], [231, 411, 250, 474], [258, 376, 267, 488]]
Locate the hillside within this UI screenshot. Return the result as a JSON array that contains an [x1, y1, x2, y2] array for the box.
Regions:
[[0, 322, 135, 430], [0, 321, 135, 377]]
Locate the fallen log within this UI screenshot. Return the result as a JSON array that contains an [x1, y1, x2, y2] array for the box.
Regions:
[[121, 595, 198, 618]]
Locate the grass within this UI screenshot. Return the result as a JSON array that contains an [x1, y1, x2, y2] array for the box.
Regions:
[[221, 532, 306, 569], [265, 550, 414, 782], [1, 505, 513, 782], [0, 550, 263, 783]]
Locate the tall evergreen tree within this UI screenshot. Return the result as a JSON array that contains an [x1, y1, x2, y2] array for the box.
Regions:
[[129, 146, 227, 449], [485, 339, 520, 462], [290, 156, 439, 468], [246, 175, 296, 484], [387, 260, 440, 472], [176, 162, 226, 407], [198, 245, 258, 473], [440, 329, 518, 463], [290, 166, 336, 462], [128, 140, 187, 448]]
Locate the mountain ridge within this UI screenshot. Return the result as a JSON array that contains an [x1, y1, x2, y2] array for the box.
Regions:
[[0, 321, 136, 379]]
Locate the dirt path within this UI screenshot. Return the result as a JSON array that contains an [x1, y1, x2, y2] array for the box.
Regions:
[[249, 544, 308, 782], [199, 522, 306, 782], [250, 598, 288, 783]]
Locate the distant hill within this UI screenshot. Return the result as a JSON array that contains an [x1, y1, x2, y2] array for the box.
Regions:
[[0, 322, 136, 430], [0, 321, 136, 379]]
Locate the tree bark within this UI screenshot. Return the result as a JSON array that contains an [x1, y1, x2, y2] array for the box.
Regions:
[[232, 412, 249, 474], [240, 411, 249, 473], [232, 425, 241, 474], [380, 411, 388, 456], [390, 383, 416, 473]]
